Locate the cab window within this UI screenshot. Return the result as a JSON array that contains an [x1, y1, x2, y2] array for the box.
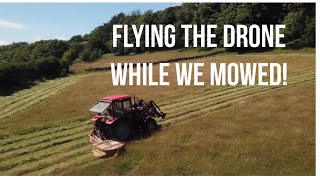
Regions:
[[122, 99, 131, 110]]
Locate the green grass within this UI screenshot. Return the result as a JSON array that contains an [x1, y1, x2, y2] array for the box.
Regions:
[[0, 69, 314, 175], [0, 49, 315, 175], [64, 81, 314, 175]]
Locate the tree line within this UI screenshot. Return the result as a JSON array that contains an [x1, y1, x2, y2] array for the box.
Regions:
[[0, 3, 315, 91]]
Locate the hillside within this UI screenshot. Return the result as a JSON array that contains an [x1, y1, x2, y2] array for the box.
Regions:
[[0, 49, 315, 175]]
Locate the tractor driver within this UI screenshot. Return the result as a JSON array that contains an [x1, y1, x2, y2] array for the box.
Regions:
[[113, 102, 124, 117], [106, 106, 113, 117]]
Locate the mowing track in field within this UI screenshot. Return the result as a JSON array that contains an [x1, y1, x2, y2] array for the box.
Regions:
[[0, 71, 106, 122], [0, 69, 315, 175]]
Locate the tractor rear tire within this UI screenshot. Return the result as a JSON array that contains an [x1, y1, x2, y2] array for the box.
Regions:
[[112, 119, 131, 141]]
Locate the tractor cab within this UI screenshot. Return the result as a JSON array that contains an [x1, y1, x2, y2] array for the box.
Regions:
[[90, 95, 132, 121]]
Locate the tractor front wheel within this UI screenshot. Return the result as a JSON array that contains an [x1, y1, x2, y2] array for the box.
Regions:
[[146, 118, 157, 133]]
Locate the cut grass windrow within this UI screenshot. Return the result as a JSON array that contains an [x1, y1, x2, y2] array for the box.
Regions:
[[0, 71, 312, 153], [0, 71, 107, 122], [0, 131, 87, 161], [2, 144, 92, 176], [0, 69, 314, 175], [0, 71, 107, 106], [0, 120, 89, 146], [0, 78, 80, 121], [160, 78, 315, 126], [161, 71, 315, 113], [0, 77, 76, 109], [163, 76, 314, 123], [51, 77, 314, 175], [25, 151, 94, 176], [163, 72, 315, 117], [0, 139, 88, 172], [157, 68, 315, 107], [0, 124, 90, 153]]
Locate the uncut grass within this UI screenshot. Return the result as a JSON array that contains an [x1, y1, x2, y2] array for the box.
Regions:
[[1, 71, 313, 151], [0, 74, 312, 174], [63, 81, 315, 176], [0, 52, 316, 173], [1, 52, 314, 136], [1, 74, 313, 175], [0, 50, 313, 175]]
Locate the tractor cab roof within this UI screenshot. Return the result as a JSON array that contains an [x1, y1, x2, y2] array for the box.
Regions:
[[101, 94, 131, 102]]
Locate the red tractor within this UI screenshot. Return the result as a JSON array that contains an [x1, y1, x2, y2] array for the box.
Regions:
[[89, 95, 166, 142]]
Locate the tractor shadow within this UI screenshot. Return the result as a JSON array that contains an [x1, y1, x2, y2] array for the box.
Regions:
[[127, 124, 163, 142]]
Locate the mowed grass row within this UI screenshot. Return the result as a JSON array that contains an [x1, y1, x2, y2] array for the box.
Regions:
[[0, 71, 106, 122], [0, 139, 88, 173], [0, 76, 76, 107], [161, 70, 314, 115], [0, 123, 90, 154], [3, 144, 92, 175], [0, 77, 80, 121], [161, 78, 315, 126], [0, 69, 313, 147], [0, 70, 314, 175], [28, 73, 315, 176], [157, 68, 315, 108], [0, 120, 88, 146]]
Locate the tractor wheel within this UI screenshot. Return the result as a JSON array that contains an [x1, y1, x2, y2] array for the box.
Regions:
[[146, 118, 157, 133], [112, 119, 131, 141]]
